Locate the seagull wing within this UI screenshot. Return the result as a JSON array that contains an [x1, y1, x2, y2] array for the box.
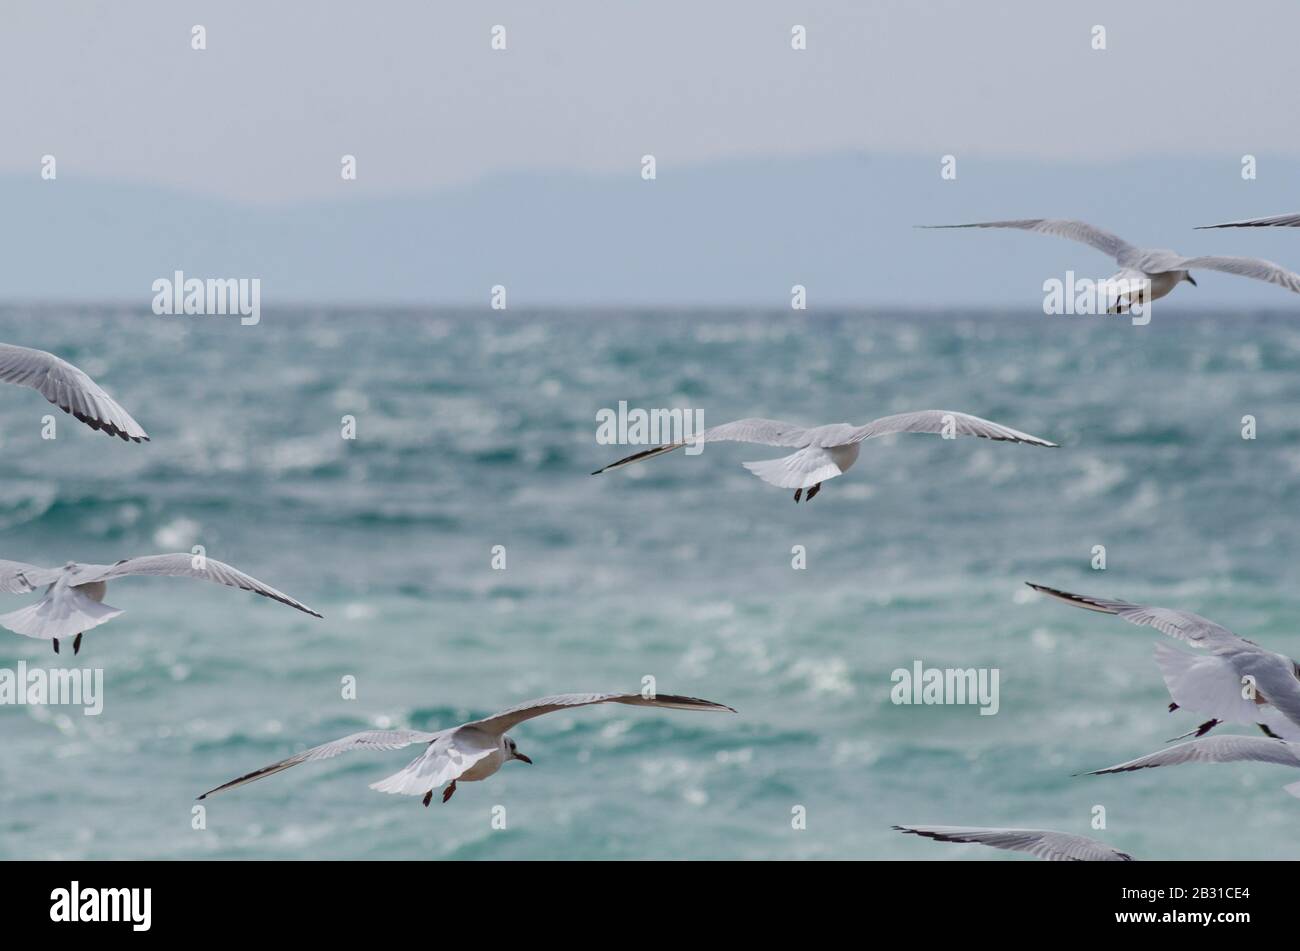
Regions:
[[1086, 735, 1300, 777], [918, 219, 1137, 263], [592, 418, 809, 474], [1197, 212, 1300, 229], [0, 344, 149, 442], [1175, 255, 1300, 294], [0, 560, 59, 593], [1025, 582, 1246, 649], [197, 729, 441, 798], [73, 554, 323, 618], [844, 410, 1057, 447], [464, 691, 736, 736], [892, 825, 1132, 861]]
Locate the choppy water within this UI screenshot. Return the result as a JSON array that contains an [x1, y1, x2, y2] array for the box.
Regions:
[[2, 304, 1300, 859]]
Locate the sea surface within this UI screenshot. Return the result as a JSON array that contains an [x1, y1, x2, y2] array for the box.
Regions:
[[2, 304, 1300, 860]]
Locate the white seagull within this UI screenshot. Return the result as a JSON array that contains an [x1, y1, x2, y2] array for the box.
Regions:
[[921, 218, 1300, 310], [0, 343, 148, 442], [1083, 734, 1300, 799], [198, 691, 736, 806], [1198, 212, 1300, 229], [1027, 582, 1300, 742], [0, 554, 322, 654], [592, 410, 1057, 502], [893, 824, 1133, 861]]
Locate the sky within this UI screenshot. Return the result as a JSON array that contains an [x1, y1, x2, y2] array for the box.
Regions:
[[5, 1, 1300, 204], [4, 1, 1300, 306]]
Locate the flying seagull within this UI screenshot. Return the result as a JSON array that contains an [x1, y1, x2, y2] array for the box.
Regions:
[[1026, 582, 1300, 742], [0, 343, 148, 442], [0, 554, 322, 654], [198, 691, 736, 805], [1082, 734, 1300, 799], [592, 410, 1056, 502], [920, 218, 1300, 310], [892, 824, 1133, 861], [1197, 212, 1300, 229]]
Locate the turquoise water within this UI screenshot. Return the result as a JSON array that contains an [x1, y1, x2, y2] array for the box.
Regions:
[[2, 305, 1300, 860]]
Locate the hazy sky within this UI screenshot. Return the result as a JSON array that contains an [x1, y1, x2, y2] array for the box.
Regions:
[[6, 1, 1300, 203]]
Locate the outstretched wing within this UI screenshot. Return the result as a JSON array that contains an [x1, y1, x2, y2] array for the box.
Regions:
[[197, 729, 440, 799], [918, 219, 1136, 262], [846, 410, 1057, 447], [1085, 735, 1300, 777], [0, 344, 149, 442], [0, 559, 59, 593], [592, 418, 809, 474], [1026, 582, 1246, 649], [73, 554, 323, 618], [465, 692, 736, 736], [893, 825, 1132, 861], [1175, 255, 1300, 294], [1197, 212, 1300, 229]]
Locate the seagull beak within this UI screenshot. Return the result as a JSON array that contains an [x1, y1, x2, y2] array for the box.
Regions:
[[515, 752, 533, 765], [1186, 274, 1198, 286]]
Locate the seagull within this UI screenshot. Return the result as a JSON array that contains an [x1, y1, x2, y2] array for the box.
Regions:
[[892, 824, 1133, 861], [0, 554, 322, 654], [1082, 734, 1300, 799], [1197, 212, 1300, 229], [920, 218, 1300, 310], [592, 410, 1057, 502], [1026, 582, 1300, 742], [197, 691, 736, 806], [0, 343, 148, 442]]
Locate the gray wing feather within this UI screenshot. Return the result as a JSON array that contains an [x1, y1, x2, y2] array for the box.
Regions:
[[74, 554, 323, 618], [0, 344, 149, 442], [1026, 582, 1245, 648], [197, 729, 440, 799], [1087, 735, 1300, 775], [1197, 212, 1300, 229], [919, 219, 1136, 261], [465, 691, 736, 735], [846, 410, 1057, 447], [592, 418, 808, 474], [0, 560, 59, 593], [893, 825, 1132, 861], [1177, 255, 1300, 294]]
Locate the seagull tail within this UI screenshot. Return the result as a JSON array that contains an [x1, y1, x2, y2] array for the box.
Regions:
[[0, 591, 123, 640]]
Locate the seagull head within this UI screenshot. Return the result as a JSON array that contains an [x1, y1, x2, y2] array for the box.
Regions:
[[505, 736, 532, 765]]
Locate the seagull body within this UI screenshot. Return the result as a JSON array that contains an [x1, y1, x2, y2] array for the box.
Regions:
[[0, 343, 148, 442], [1027, 582, 1300, 742], [921, 218, 1300, 310], [1084, 734, 1300, 799], [198, 691, 735, 806], [0, 554, 322, 654], [1198, 212, 1300, 229], [593, 410, 1056, 502], [893, 824, 1133, 861]]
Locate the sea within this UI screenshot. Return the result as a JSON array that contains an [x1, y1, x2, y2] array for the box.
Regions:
[[2, 303, 1299, 860]]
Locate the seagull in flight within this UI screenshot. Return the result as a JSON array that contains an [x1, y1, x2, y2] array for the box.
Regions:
[[0, 344, 148, 442], [1082, 735, 1300, 799], [1027, 582, 1300, 742], [921, 218, 1300, 310], [592, 410, 1056, 502], [893, 824, 1133, 861], [198, 691, 736, 806], [0, 554, 322, 654], [1198, 212, 1300, 229]]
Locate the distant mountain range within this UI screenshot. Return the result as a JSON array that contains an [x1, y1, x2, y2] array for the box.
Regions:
[[6, 153, 1300, 308]]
